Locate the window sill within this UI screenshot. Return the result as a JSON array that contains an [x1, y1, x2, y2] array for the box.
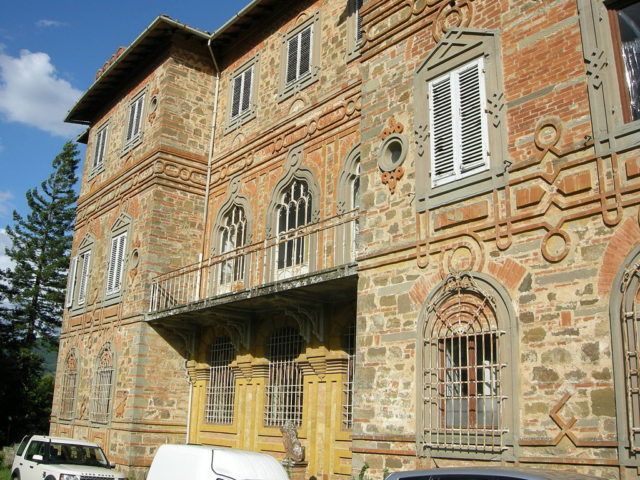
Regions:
[[224, 108, 257, 135], [278, 69, 319, 103], [121, 134, 143, 157]]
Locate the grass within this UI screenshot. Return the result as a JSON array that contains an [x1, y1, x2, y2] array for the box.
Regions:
[[0, 465, 10, 480]]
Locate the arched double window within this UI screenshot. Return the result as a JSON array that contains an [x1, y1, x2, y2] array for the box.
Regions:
[[218, 205, 247, 291], [337, 146, 361, 264], [419, 273, 516, 456], [205, 337, 236, 424], [265, 326, 305, 427], [276, 180, 312, 277]]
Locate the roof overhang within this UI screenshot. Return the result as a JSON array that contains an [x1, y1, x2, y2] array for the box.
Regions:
[[65, 15, 211, 125]]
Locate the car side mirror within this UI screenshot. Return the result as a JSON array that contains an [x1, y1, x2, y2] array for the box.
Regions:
[[32, 454, 43, 463]]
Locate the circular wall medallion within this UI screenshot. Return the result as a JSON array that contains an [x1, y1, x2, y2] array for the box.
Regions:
[[377, 133, 408, 172]]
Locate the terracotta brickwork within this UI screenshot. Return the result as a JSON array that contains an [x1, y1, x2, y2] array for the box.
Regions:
[[354, 0, 639, 478], [53, 0, 640, 479]]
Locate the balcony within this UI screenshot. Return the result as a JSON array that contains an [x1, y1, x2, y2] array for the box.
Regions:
[[147, 211, 358, 320]]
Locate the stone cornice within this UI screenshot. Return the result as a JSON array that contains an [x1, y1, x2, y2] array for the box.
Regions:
[[75, 146, 208, 228]]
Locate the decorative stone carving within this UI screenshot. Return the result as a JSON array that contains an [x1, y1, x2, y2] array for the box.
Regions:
[[281, 420, 305, 463]]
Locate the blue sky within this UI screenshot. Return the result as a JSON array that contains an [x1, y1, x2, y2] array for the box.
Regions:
[[0, 0, 251, 269]]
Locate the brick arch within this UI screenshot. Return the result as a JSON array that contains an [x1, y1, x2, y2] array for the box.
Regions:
[[599, 217, 640, 296]]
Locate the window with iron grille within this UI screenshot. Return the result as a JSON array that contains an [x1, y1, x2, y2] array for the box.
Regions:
[[342, 322, 355, 429], [620, 260, 640, 452], [205, 337, 236, 424], [265, 326, 305, 427], [421, 274, 509, 454], [92, 124, 108, 171], [91, 344, 114, 423], [428, 58, 489, 187], [60, 350, 78, 420], [276, 180, 312, 277], [219, 205, 247, 288]]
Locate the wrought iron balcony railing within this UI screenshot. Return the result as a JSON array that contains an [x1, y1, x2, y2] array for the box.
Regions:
[[149, 211, 358, 314]]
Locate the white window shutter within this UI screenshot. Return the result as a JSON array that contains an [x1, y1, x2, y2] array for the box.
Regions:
[[459, 62, 485, 172], [126, 103, 137, 142], [66, 256, 78, 308], [241, 66, 253, 113], [299, 26, 312, 77], [429, 58, 488, 187], [106, 232, 126, 295], [430, 75, 455, 182], [287, 35, 299, 84], [355, 0, 363, 45], [78, 251, 91, 305], [231, 74, 243, 118], [93, 127, 107, 168], [114, 232, 127, 293]]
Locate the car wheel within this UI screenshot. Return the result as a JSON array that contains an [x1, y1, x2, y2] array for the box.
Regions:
[[11, 472, 20, 480]]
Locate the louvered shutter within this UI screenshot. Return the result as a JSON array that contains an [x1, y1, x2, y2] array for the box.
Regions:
[[231, 74, 243, 118], [126, 102, 137, 142], [78, 251, 91, 305], [241, 66, 253, 113], [287, 35, 299, 84], [106, 232, 126, 295], [299, 26, 312, 77], [93, 127, 107, 168], [356, 0, 363, 44], [459, 62, 485, 172], [114, 232, 127, 293], [66, 256, 78, 308], [126, 95, 144, 142], [106, 236, 119, 294], [430, 75, 455, 182]]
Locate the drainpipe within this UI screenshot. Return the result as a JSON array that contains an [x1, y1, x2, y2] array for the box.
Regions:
[[186, 35, 221, 445]]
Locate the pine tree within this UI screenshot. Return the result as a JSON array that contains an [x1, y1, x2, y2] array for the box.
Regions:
[[1, 141, 80, 348]]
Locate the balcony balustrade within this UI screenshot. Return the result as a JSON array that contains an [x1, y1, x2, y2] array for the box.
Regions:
[[149, 211, 358, 314]]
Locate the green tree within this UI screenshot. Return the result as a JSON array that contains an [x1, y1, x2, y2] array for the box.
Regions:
[[1, 141, 79, 349]]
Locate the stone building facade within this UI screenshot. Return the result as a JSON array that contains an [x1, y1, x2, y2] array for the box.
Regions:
[[53, 0, 640, 479]]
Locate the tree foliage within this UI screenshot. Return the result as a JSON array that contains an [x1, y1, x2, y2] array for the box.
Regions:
[[0, 141, 79, 445], [1, 141, 79, 348]]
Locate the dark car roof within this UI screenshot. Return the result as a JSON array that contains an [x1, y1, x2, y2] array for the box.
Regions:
[[385, 467, 604, 480]]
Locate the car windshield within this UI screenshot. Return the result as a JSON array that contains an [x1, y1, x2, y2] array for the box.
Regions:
[[47, 442, 109, 467]]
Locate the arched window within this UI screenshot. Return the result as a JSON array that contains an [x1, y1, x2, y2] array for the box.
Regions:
[[265, 326, 305, 427], [91, 343, 114, 423], [205, 337, 236, 424], [60, 350, 78, 420], [419, 273, 516, 456], [337, 146, 360, 264], [218, 205, 247, 291], [276, 180, 312, 277]]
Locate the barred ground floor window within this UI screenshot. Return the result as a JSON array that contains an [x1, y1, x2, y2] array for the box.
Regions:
[[419, 273, 517, 456], [205, 337, 236, 424]]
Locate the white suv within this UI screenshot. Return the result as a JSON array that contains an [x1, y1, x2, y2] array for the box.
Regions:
[[11, 435, 128, 480]]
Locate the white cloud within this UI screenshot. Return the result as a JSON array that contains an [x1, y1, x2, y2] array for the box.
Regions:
[[0, 228, 13, 271], [0, 191, 12, 218], [0, 49, 83, 137], [36, 20, 68, 28]]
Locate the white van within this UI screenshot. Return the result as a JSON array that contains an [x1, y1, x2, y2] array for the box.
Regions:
[[146, 444, 289, 480]]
